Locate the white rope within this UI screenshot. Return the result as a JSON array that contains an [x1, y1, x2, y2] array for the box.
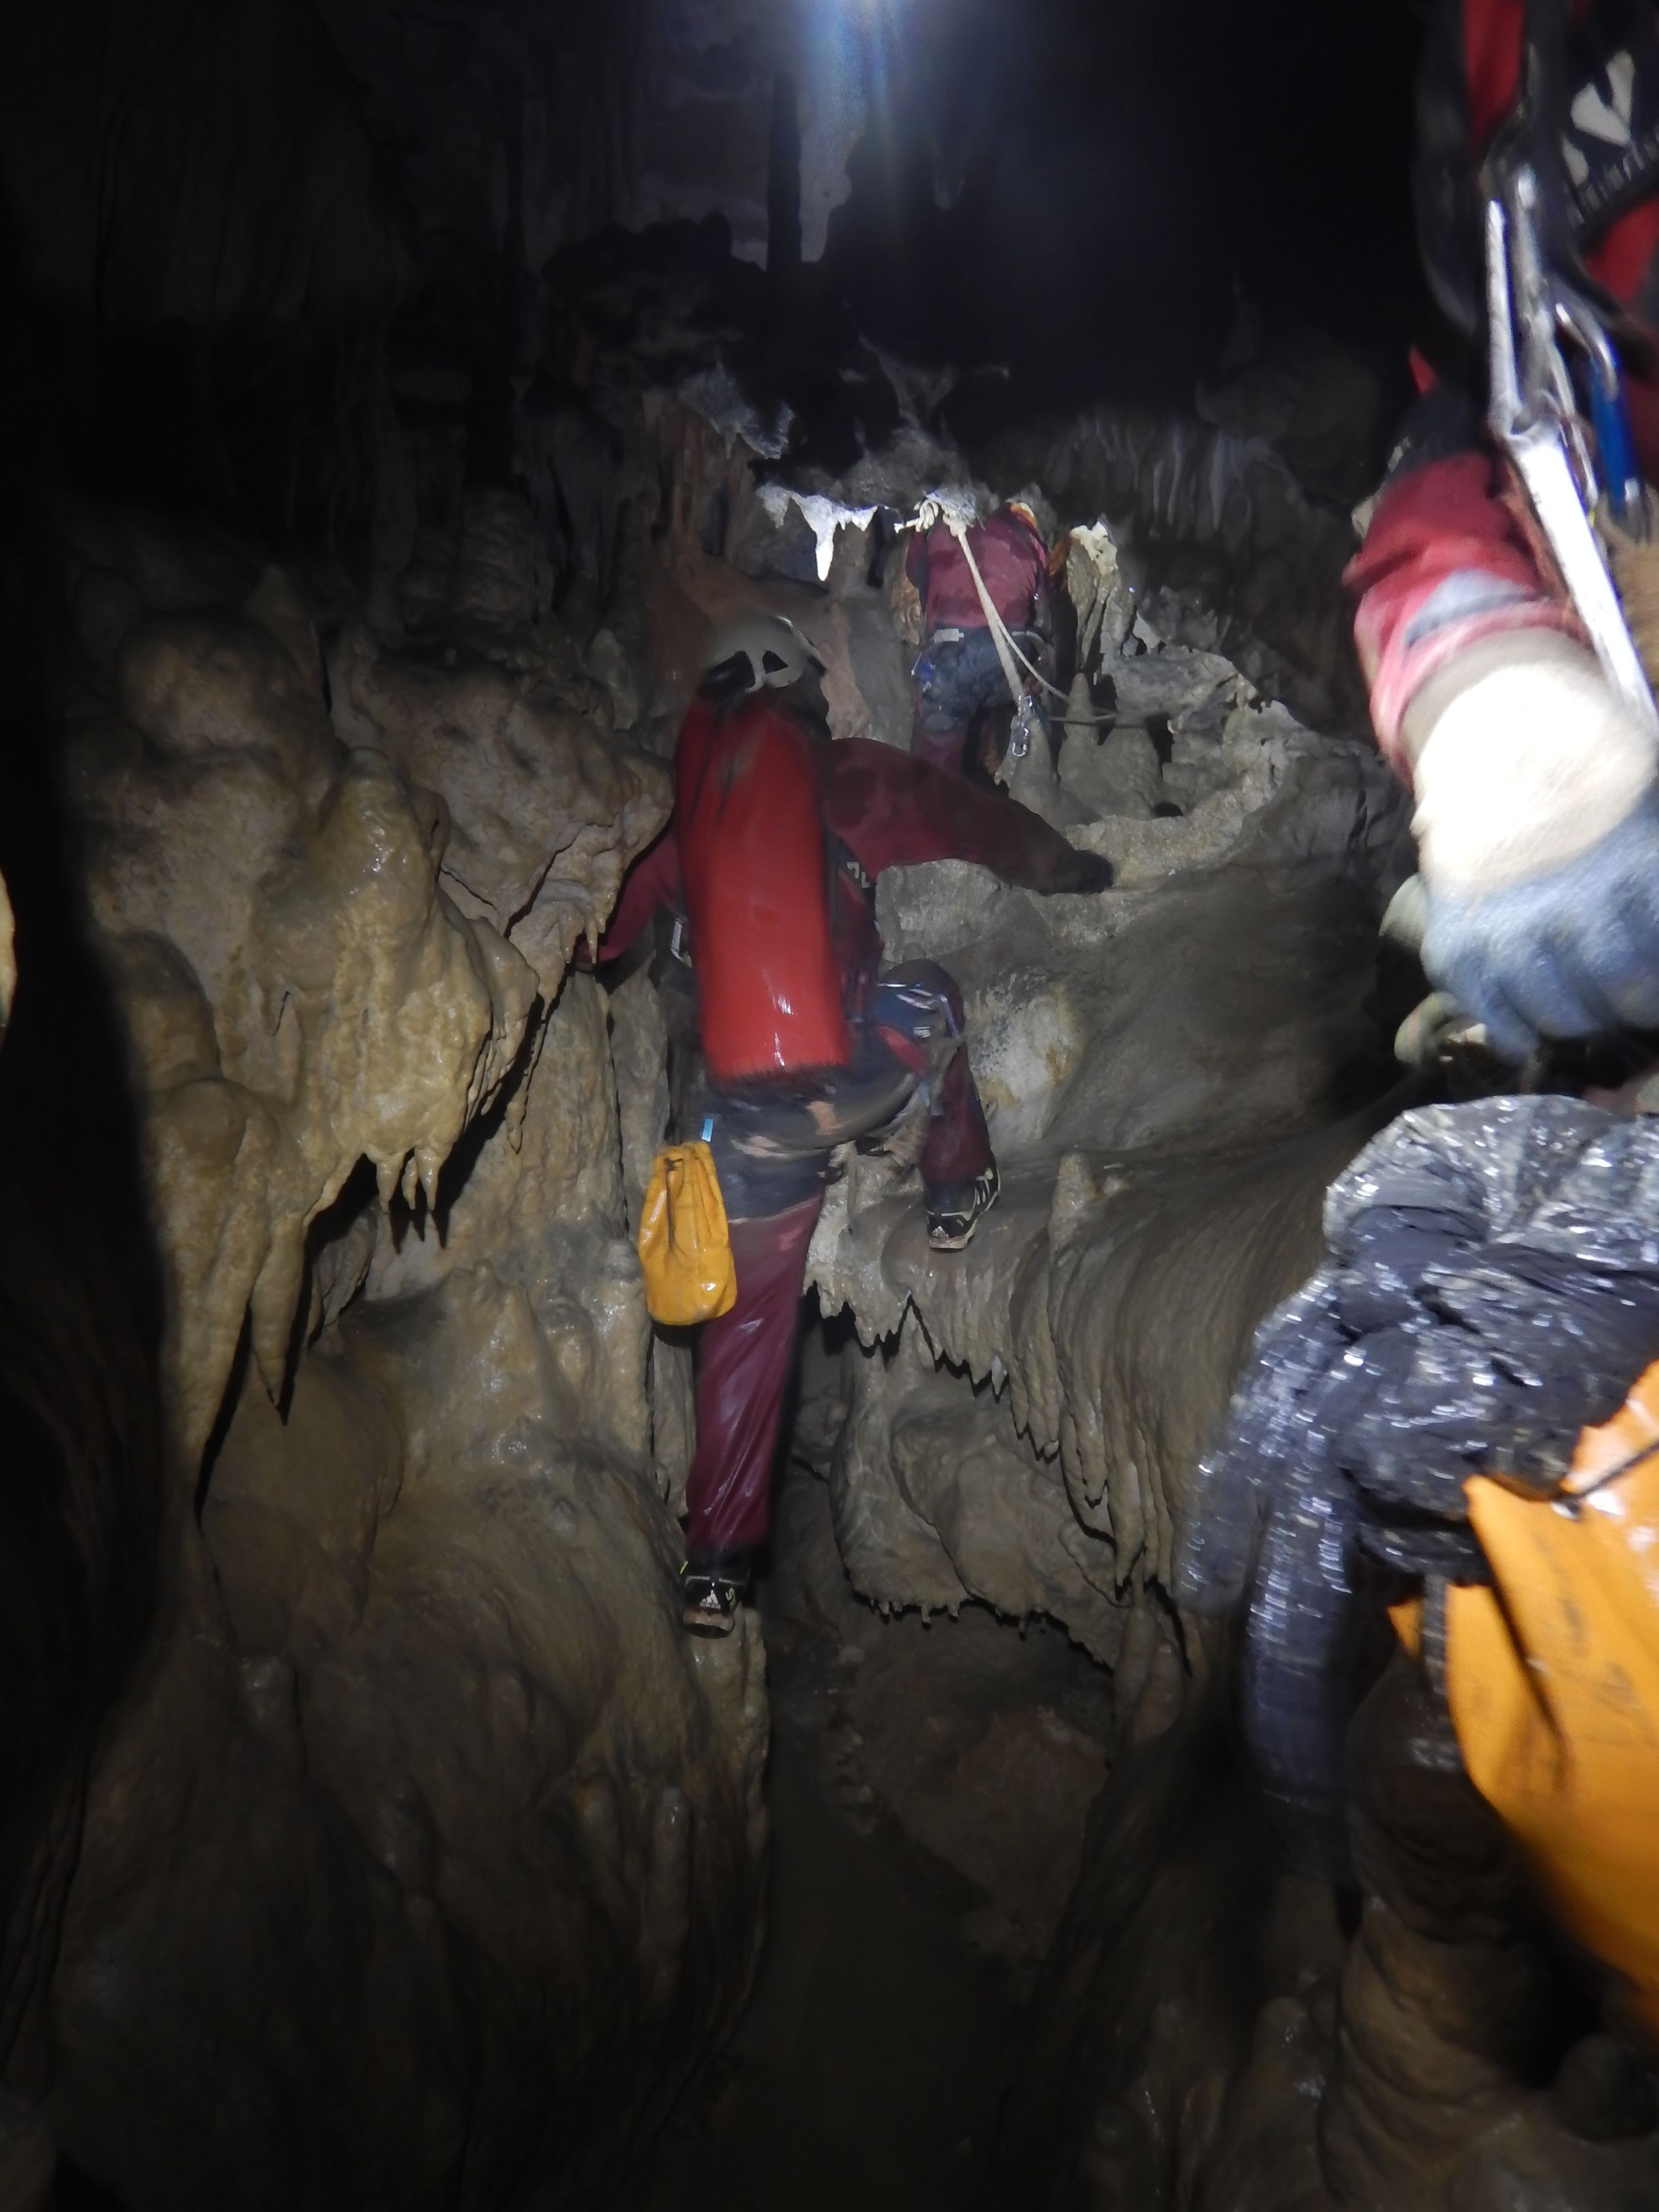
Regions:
[[963, 542, 1078, 702], [950, 520, 1031, 707]]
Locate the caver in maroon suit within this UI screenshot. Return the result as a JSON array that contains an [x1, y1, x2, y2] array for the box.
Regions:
[[905, 504, 1052, 775], [1347, 0, 1659, 1056], [602, 696, 1109, 1568]]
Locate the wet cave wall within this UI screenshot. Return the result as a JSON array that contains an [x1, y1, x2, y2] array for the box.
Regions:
[[0, 11, 777, 2200], [2, 0, 1433, 543], [4, 2, 1659, 2209], [1, 518, 772, 2204]]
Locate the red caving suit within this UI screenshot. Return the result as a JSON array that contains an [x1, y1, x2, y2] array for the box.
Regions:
[[602, 695, 1103, 1562]]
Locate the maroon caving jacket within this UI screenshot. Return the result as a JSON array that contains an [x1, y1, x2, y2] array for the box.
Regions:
[[1352, 0, 1659, 773], [600, 707, 1100, 1085], [905, 505, 1050, 637]]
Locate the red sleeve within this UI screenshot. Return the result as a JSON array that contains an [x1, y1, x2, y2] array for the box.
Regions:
[[1463, 0, 1525, 151], [818, 739, 1094, 891], [595, 830, 682, 962], [1344, 452, 1573, 775]]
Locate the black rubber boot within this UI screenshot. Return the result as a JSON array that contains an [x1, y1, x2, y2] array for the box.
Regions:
[[680, 1551, 752, 1635], [926, 1162, 1000, 1251]]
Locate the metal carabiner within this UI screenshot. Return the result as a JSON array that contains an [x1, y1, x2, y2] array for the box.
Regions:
[[1553, 283, 1645, 523], [1486, 178, 1659, 741]]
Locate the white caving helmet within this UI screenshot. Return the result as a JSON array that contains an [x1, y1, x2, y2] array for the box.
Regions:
[[701, 612, 818, 697]]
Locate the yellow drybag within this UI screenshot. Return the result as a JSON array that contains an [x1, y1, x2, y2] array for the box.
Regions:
[[1441, 1361, 1659, 2039], [637, 1140, 737, 1327]]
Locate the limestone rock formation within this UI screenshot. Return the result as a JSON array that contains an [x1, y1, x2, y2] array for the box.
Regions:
[[330, 616, 670, 995], [619, 358, 1652, 2212], [13, 521, 763, 2208], [11, 2, 1629, 2202], [1004, 1660, 1659, 2211], [591, 348, 1418, 1779], [804, 618, 1407, 1653], [7, 256, 1636, 2208], [999, 404, 1371, 731], [68, 574, 541, 1464]]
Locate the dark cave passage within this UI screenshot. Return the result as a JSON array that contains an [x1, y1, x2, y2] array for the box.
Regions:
[[635, 1443, 1117, 2211], [645, 1733, 1015, 2211], [6, 3, 1659, 2209]]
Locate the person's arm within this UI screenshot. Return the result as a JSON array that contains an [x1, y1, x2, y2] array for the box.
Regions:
[[592, 828, 682, 964], [820, 740, 1112, 892], [1345, 385, 1577, 777], [1347, 387, 1659, 1057]]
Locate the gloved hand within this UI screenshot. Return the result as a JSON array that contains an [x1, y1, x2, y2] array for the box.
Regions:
[[1404, 630, 1659, 1061]]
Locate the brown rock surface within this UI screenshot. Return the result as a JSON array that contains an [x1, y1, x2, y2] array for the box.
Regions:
[[10, 543, 763, 2208]]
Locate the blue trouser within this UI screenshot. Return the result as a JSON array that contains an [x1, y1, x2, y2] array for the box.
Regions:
[[911, 627, 1048, 775]]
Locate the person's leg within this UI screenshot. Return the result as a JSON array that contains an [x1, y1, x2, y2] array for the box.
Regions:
[[682, 1193, 823, 1576], [866, 963, 999, 1246], [911, 634, 974, 776], [912, 697, 969, 776], [918, 1029, 993, 1191]]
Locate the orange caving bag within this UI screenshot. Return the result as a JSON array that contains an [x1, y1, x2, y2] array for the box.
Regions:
[[1441, 1360, 1659, 2041], [637, 1140, 737, 1327]]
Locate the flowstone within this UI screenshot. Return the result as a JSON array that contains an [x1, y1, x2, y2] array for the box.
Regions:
[[804, 630, 1407, 1646]]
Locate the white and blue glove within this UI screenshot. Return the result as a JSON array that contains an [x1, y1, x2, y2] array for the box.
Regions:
[[1404, 630, 1659, 1061]]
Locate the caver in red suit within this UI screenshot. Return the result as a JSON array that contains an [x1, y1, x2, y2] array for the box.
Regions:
[[905, 502, 1053, 776], [1349, 0, 1659, 1058], [598, 612, 1112, 1629]]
